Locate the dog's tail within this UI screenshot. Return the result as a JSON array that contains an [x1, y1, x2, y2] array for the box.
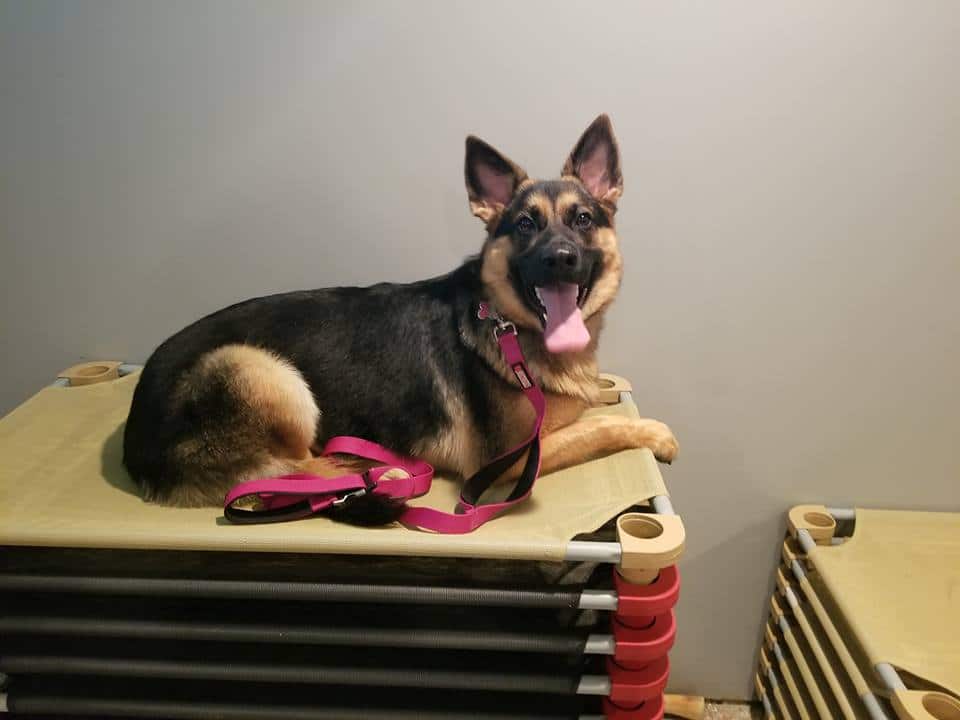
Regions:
[[292, 455, 408, 527], [326, 492, 407, 526]]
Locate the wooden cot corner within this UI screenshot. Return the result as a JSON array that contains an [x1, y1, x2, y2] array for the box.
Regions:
[[786, 505, 836, 545], [596, 373, 633, 404], [615, 512, 685, 585], [775, 566, 792, 597], [759, 644, 773, 675], [781, 539, 803, 569], [892, 689, 960, 720], [57, 360, 123, 386], [755, 672, 767, 698], [764, 620, 777, 650], [769, 594, 785, 623]]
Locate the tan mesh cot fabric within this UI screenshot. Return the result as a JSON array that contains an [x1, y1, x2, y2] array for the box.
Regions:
[[808, 509, 960, 698], [0, 372, 667, 561]]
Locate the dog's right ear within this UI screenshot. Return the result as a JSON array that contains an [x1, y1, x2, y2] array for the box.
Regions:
[[563, 114, 623, 211], [464, 137, 528, 225]]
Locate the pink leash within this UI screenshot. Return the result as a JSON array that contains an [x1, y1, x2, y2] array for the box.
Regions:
[[223, 307, 545, 534]]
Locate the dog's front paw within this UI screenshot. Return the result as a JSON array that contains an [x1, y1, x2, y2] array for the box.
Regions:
[[639, 420, 679, 464]]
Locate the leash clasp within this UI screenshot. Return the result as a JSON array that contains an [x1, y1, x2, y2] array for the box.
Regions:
[[479, 302, 517, 339], [331, 487, 367, 507], [494, 320, 517, 338], [331, 470, 377, 507]]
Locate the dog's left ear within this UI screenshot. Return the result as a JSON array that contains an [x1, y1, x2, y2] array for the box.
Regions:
[[465, 136, 528, 225], [563, 114, 623, 211]]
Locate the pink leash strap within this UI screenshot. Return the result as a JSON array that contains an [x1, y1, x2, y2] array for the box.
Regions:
[[399, 328, 544, 533], [223, 314, 545, 533]]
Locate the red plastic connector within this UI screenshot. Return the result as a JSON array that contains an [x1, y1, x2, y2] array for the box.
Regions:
[[613, 564, 680, 622], [612, 610, 676, 666], [607, 655, 670, 705], [603, 692, 665, 719]]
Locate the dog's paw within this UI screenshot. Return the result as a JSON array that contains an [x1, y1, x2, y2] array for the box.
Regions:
[[640, 420, 679, 464]]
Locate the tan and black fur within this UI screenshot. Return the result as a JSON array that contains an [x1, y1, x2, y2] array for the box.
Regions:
[[123, 115, 678, 523]]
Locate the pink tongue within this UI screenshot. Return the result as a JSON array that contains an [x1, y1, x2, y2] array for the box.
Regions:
[[538, 283, 590, 353]]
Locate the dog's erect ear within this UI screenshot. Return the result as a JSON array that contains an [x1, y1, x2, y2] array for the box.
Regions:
[[563, 114, 623, 210], [465, 136, 528, 224]]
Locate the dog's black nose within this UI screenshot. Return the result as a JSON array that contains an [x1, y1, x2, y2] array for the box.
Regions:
[[542, 243, 580, 270]]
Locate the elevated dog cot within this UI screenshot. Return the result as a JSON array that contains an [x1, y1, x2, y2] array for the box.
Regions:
[[754, 505, 960, 720], [0, 363, 696, 720]]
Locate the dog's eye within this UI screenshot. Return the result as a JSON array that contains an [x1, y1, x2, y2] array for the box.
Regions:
[[575, 212, 593, 231], [516, 216, 536, 235]]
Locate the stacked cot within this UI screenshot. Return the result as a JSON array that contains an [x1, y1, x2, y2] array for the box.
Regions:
[[755, 505, 960, 720], [0, 362, 699, 720]]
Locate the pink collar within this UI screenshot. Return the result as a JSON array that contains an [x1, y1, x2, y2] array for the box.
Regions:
[[224, 306, 545, 534]]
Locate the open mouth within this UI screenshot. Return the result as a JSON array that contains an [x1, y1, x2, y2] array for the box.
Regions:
[[526, 282, 592, 354], [529, 284, 589, 322]]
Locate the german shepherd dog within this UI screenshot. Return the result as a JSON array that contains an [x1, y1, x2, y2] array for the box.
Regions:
[[123, 115, 678, 524]]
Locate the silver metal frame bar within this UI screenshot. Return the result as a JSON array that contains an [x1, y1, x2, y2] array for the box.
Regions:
[[651, 494, 675, 515], [760, 691, 774, 717], [578, 589, 618, 611], [862, 693, 891, 719], [875, 663, 906, 691], [564, 541, 621, 564], [584, 634, 616, 655], [765, 666, 781, 693], [795, 528, 817, 554], [776, 615, 790, 637], [770, 639, 786, 665], [576, 675, 612, 696]]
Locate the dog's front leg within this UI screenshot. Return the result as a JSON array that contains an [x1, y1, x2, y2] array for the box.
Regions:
[[538, 414, 678, 475]]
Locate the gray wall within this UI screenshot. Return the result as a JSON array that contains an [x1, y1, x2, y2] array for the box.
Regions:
[[2, 0, 958, 700]]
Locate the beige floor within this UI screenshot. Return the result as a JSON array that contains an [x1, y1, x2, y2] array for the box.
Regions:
[[702, 701, 760, 719]]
